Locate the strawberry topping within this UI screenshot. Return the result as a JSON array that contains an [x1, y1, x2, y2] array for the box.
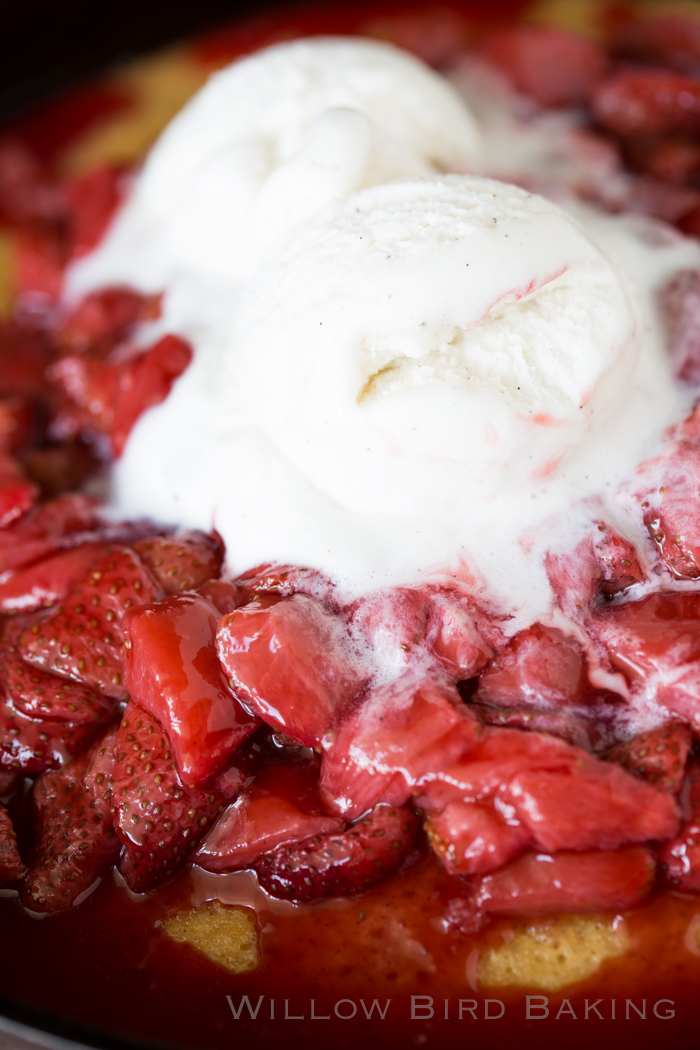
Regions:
[[0, 803, 24, 884], [0, 691, 106, 774], [0, 494, 100, 573], [132, 531, 224, 595], [0, 542, 107, 613], [659, 756, 700, 890], [123, 593, 259, 786], [604, 723, 691, 794]]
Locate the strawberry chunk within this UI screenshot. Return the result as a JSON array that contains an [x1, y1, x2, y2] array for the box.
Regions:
[[132, 531, 224, 595], [197, 578, 246, 616], [217, 593, 367, 749], [320, 674, 481, 820], [0, 803, 24, 884], [604, 723, 691, 794], [593, 70, 700, 137], [0, 691, 105, 774], [659, 270, 700, 385], [113, 702, 245, 891], [21, 545, 162, 699], [66, 166, 123, 258], [0, 542, 106, 613], [478, 623, 592, 709], [0, 494, 100, 573], [659, 757, 700, 890], [255, 803, 420, 902], [235, 563, 338, 608], [471, 702, 600, 750], [425, 800, 530, 876], [58, 286, 156, 355], [15, 228, 66, 306], [642, 441, 700, 579], [593, 524, 644, 598], [613, 14, 700, 77], [0, 621, 116, 724], [475, 846, 657, 916], [196, 755, 342, 872], [123, 593, 259, 787], [480, 26, 606, 108], [21, 729, 121, 912], [0, 453, 39, 528]]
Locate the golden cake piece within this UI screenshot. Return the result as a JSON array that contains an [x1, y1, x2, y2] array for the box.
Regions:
[[477, 915, 629, 992], [162, 901, 259, 975]]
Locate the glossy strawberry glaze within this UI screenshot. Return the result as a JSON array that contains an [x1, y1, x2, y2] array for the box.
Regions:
[[3, 3, 700, 1048]]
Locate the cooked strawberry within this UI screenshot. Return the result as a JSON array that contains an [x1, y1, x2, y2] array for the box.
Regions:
[[417, 726, 680, 855], [659, 270, 700, 386], [82, 721, 119, 803], [0, 321, 53, 401], [0, 542, 105, 613], [0, 692, 104, 774], [0, 452, 39, 528], [66, 166, 124, 258], [0, 138, 66, 226], [0, 396, 34, 455], [0, 494, 100, 573], [196, 755, 342, 872], [15, 227, 66, 305], [475, 845, 657, 916], [659, 758, 700, 890], [544, 538, 599, 613], [429, 591, 496, 679], [588, 592, 700, 724], [480, 26, 606, 107], [604, 723, 691, 794], [21, 545, 162, 699], [255, 803, 420, 902], [113, 702, 245, 891], [217, 592, 368, 749], [132, 531, 224, 594], [21, 733, 121, 912], [425, 800, 530, 876], [123, 593, 259, 786], [478, 623, 593, 709], [471, 702, 601, 751], [0, 622, 115, 724], [613, 14, 700, 77], [235, 562, 338, 608], [592, 524, 644, 598], [57, 286, 157, 355], [197, 578, 246, 615], [52, 333, 193, 457], [593, 70, 700, 138], [320, 674, 481, 820], [0, 769, 19, 795], [0, 803, 24, 884]]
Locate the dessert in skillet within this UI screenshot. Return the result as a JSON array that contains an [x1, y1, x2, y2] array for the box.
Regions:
[[4, 3, 700, 1045]]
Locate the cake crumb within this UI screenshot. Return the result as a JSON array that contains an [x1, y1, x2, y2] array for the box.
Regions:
[[163, 900, 259, 974], [478, 914, 628, 991]]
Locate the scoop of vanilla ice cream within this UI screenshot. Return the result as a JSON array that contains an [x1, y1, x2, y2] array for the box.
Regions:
[[70, 37, 480, 293]]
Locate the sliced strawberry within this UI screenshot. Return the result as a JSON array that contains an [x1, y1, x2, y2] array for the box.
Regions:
[[57, 286, 155, 355], [217, 593, 368, 749], [613, 14, 700, 77], [15, 227, 66, 306], [21, 731, 121, 912], [604, 723, 691, 794], [475, 846, 657, 916], [255, 803, 420, 902], [235, 563, 337, 606], [0, 803, 24, 884], [113, 702, 245, 891], [429, 591, 496, 679], [123, 593, 259, 786], [0, 321, 53, 401], [0, 542, 105, 613], [638, 442, 700, 579], [478, 623, 592, 709], [197, 578, 246, 616], [425, 800, 530, 876], [66, 166, 124, 259], [418, 726, 680, 856], [52, 333, 192, 457], [23, 442, 98, 500], [0, 691, 105, 774], [0, 138, 66, 226], [659, 757, 700, 890], [196, 755, 342, 872], [593, 70, 700, 138], [0, 621, 115, 724], [21, 545, 162, 699], [0, 768, 19, 795], [480, 26, 606, 108], [593, 524, 644, 598], [132, 531, 224, 595], [0, 494, 100, 573], [659, 270, 700, 385], [0, 453, 39, 528], [0, 396, 34, 456], [471, 702, 601, 751], [320, 674, 481, 820]]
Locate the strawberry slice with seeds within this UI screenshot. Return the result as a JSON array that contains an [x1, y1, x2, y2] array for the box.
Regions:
[[196, 755, 342, 872], [659, 757, 700, 890], [475, 845, 657, 916], [255, 803, 420, 902], [0, 542, 106, 614], [113, 702, 246, 892], [0, 691, 106, 774], [604, 723, 691, 794], [217, 593, 368, 749], [21, 545, 162, 699], [132, 531, 224, 595], [21, 729, 121, 912], [0, 452, 39, 528], [0, 494, 100, 574], [478, 623, 593, 709], [0, 803, 24, 884], [123, 593, 259, 787], [425, 800, 530, 876]]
